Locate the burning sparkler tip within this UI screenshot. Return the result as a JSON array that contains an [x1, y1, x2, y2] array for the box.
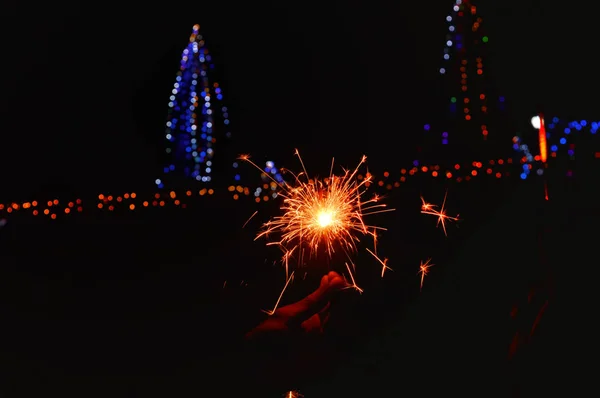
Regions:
[[245, 151, 391, 311]]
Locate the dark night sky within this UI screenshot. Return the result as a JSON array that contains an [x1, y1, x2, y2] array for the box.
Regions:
[[2, 1, 597, 200], [0, 1, 452, 197], [1, 1, 598, 396], [2, 1, 596, 198]]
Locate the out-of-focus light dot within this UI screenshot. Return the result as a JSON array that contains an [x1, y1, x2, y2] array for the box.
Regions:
[[440, 68, 446, 74], [424, 124, 431, 130], [520, 173, 527, 179], [560, 138, 567, 144], [482, 36, 489, 43]]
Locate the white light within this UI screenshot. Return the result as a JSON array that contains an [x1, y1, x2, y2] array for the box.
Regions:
[[531, 115, 541, 129]]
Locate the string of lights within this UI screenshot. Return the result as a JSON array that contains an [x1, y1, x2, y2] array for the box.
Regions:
[[515, 116, 598, 180], [156, 24, 230, 189], [0, 156, 519, 221], [435, 0, 497, 146]]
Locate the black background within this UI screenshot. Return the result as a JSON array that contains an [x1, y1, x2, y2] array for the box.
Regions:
[[1, 1, 598, 396]]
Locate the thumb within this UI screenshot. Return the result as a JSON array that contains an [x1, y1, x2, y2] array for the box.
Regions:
[[286, 272, 343, 325]]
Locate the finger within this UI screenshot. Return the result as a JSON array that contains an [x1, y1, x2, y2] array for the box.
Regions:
[[318, 301, 332, 330], [326, 271, 346, 292], [284, 274, 332, 324], [296, 272, 345, 314], [300, 313, 322, 333], [318, 301, 331, 315], [300, 300, 331, 332]]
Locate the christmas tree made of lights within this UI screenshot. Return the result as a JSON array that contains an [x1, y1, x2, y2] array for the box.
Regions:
[[156, 24, 231, 189], [425, 0, 509, 159]]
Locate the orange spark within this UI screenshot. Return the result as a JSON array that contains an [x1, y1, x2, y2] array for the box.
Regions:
[[263, 271, 295, 316], [242, 210, 258, 228], [420, 196, 436, 212], [418, 258, 434, 291], [240, 150, 393, 311], [420, 191, 459, 236]]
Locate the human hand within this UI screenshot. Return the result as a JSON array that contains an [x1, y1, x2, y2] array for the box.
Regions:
[[244, 271, 346, 340], [241, 271, 346, 392]]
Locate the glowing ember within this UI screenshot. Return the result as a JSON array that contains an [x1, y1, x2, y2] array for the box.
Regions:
[[317, 209, 335, 228], [418, 258, 434, 291], [284, 391, 303, 398], [420, 191, 459, 236]]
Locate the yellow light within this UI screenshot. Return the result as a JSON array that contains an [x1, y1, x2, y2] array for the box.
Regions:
[[317, 210, 335, 228]]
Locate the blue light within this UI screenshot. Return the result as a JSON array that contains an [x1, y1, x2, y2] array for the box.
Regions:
[[550, 145, 558, 152], [160, 24, 230, 188], [560, 138, 567, 144], [520, 173, 527, 180], [564, 128, 570, 134], [424, 124, 431, 130]]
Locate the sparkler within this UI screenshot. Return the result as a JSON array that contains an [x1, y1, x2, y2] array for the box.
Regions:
[[240, 150, 394, 313], [283, 391, 304, 398], [418, 258, 434, 291], [420, 191, 459, 236]]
